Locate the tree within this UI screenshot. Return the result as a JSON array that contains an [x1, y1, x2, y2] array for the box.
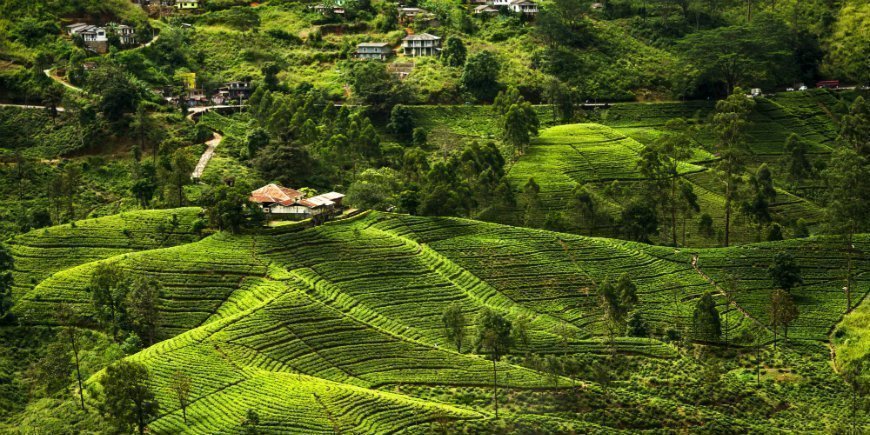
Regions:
[[544, 78, 576, 123], [252, 143, 315, 187], [676, 16, 794, 94], [89, 262, 130, 341], [711, 88, 755, 246], [769, 288, 798, 349], [31, 339, 73, 396], [618, 201, 658, 243], [130, 106, 160, 162], [387, 105, 415, 144], [825, 3, 870, 87], [131, 162, 158, 207], [162, 150, 194, 207], [822, 146, 870, 312], [203, 184, 262, 232], [262, 63, 280, 91], [0, 244, 13, 321], [654, 118, 698, 245], [126, 276, 161, 346], [841, 355, 870, 433], [57, 304, 86, 409], [86, 62, 142, 122], [494, 87, 539, 156], [837, 95, 869, 158], [461, 51, 501, 102], [692, 292, 722, 343], [783, 134, 813, 188], [475, 308, 513, 419], [99, 360, 160, 435], [245, 128, 270, 159], [441, 36, 467, 67], [521, 178, 542, 227], [441, 302, 467, 353], [348, 60, 407, 114], [768, 252, 803, 293], [242, 408, 261, 434], [598, 274, 638, 347], [171, 370, 192, 425]]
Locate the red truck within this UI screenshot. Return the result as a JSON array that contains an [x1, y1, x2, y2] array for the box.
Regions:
[[816, 80, 840, 89]]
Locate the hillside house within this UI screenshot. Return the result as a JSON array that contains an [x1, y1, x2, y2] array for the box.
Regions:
[[355, 42, 393, 60], [402, 33, 441, 57], [66, 23, 109, 53], [474, 4, 499, 14], [250, 184, 345, 221], [312, 3, 346, 15], [115, 24, 136, 45], [508, 0, 538, 14], [175, 0, 199, 9]]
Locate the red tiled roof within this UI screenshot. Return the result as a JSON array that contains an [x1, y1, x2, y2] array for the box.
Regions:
[[249, 184, 305, 206]]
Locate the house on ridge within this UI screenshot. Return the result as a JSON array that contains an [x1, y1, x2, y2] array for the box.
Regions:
[[402, 33, 441, 57], [249, 184, 344, 221]]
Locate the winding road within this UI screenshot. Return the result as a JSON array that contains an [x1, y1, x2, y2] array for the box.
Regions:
[[192, 132, 223, 180]]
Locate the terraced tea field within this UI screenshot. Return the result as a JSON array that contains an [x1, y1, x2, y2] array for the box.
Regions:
[[9, 209, 868, 432]]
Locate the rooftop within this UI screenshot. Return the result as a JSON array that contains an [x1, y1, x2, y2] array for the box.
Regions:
[[403, 33, 441, 41]]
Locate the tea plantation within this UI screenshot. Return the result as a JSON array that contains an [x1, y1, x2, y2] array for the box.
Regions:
[[6, 209, 868, 432]]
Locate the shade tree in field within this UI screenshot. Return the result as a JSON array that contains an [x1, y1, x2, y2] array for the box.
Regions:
[[441, 302, 467, 353], [29, 338, 73, 397], [387, 105, 415, 144], [494, 87, 539, 155], [597, 273, 638, 349], [171, 370, 192, 425], [56, 304, 86, 409], [782, 134, 814, 189], [822, 146, 870, 313], [89, 262, 131, 341], [840, 355, 869, 433], [741, 164, 776, 241], [692, 292, 721, 343], [768, 252, 803, 293], [768, 288, 797, 349], [202, 183, 264, 233], [520, 178, 542, 227], [125, 276, 161, 346], [475, 308, 513, 419], [711, 88, 755, 246], [544, 78, 576, 123], [618, 201, 658, 243], [242, 408, 261, 434], [0, 244, 12, 321], [652, 118, 699, 245], [98, 360, 159, 435]]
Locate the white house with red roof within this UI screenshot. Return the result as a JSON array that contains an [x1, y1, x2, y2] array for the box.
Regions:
[[249, 184, 344, 220]]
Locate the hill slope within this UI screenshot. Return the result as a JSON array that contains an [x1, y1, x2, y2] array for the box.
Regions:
[[7, 210, 870, 432]]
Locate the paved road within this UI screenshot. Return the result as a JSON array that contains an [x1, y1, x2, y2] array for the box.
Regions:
[[192, 132, 223, 180]]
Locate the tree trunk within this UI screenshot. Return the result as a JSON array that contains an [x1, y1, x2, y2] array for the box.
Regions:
[[671, 176, 678, 246], [70, 328, 86, 410], [492, 358, 499, 419], [724, 197, 731, 247]]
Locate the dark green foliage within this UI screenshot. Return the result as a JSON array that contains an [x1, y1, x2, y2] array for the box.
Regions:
[[30, 339, 73, 396], [252, 143, 314, 187], [783, 134, 813, 187], [768, 252, 803, 292], [692, 292, 721, 342], [598, 274, 638, 338], [619, 201, 658, 243], [125, 277, 161, 347], [442, 302, 466, 352], [242, 408, 260, 434], [712, 88, 755, 246], [388, 105, 415, 143], [769, 288, 798, 345], [0, 244, 12, 321], [98, 360, 159, 435], [767, 223, 784, 241], [461, 51, 501, 102], [441, 36, 467, 68], [348, 61, 408, 114], [626, 312, 649, 338], [494, 87, 539, 154], [89, 262, 130, 341], [202, 184, 264, 233]]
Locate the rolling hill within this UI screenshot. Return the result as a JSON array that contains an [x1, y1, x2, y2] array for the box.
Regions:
[[8, 209, 869, 432]]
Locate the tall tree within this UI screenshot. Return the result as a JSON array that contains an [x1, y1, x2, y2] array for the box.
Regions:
[[441, 36, 467, 67], [841, 355, 869, 433], [441, 302, 467, 353], [598, 274, 638, 349], [741, 164, 776, 241], [475, 308, 513, 419], [57, 304, 86, 410], [711, 88, 755, 246], [521, 178, 542, 227], [0, 244, 12, 321], [768, 288, 798, 349], [99, 360, 160, 435], [692, 292, 722, 343], [494, 88, 539, 155], [461, 51, 501, 102], [654, 118, 697, 245], [171, 370, 192, 425], [89, 262, 130, 341], [821, 146, 869, 312], [768, 252, 803, 293], [782, 134, 813, 189], [126, 276, 161, 346]]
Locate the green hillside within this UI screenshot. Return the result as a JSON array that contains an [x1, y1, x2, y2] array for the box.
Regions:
[[6, 210, 869, 432]]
